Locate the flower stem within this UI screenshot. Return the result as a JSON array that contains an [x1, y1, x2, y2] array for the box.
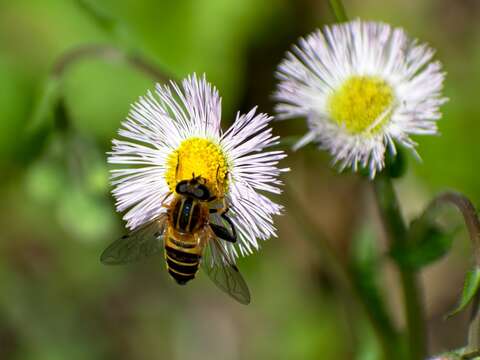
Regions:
[[372, 175, 427, 360], [328, 0, 348, 22]]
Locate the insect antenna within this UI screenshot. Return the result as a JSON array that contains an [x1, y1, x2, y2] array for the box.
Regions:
[[175, 153, 180, 181]]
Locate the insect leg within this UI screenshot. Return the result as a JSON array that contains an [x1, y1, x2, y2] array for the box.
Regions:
[[220, 212, 237, 242], [209, 198, 237, 243], [209, 197, 228, 215], [160, 191, 173, 208]]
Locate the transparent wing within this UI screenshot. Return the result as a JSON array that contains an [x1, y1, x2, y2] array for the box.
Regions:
[[201, 233, 251, 305], [101, 213, 167, 265]]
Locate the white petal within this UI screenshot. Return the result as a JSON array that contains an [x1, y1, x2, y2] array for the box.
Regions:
[[110, 74, 287, 259], [275, 20, 447, 176]]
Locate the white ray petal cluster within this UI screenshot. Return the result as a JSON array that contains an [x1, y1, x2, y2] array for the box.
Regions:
[[275, 19, 447, 177], [109, 74, 288, 259]]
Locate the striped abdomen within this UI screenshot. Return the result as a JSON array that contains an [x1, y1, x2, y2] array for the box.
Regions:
[[165, 243, 201, 285]]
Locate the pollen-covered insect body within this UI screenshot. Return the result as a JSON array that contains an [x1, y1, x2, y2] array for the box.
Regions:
[[101, 176, 251, 305]]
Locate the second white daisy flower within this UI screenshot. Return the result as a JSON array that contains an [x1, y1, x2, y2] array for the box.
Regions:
[[275, 19, 447, 177], [109, 74, 288, 259]]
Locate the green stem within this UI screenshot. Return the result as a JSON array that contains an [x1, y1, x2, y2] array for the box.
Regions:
[[328, 0, 348, 22], [325, 1, 416, 356], [373, 175, 427, 360]]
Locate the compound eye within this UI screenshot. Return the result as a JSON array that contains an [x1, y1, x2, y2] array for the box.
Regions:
[[193, 187, 204, 198], [176, 181, 189, 194], [194, 185, 210, 200]]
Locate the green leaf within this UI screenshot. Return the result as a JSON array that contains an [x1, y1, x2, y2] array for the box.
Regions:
[[390, 217, 456, 270], [448, 268, 480, 318]]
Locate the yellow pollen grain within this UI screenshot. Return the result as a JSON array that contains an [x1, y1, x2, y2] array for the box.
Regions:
[[165, 137, 229, 196], [328, 76, 395, 134]]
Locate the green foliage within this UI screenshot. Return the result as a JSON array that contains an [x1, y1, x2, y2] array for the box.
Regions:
[[448, 268, 480, 318], [1, 0, 480, 358], [390, 216, 456, 270]]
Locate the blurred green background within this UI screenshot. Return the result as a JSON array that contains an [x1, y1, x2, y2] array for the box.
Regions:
[[1, 0, 479, 359]]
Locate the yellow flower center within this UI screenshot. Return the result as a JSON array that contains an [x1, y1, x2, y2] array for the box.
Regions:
[[165, 137, 229, 197], [328, 76, 395, 134]]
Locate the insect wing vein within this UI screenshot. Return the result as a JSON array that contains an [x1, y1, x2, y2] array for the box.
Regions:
[[101, 214, 167, 265], [201, 236, 251, 305]]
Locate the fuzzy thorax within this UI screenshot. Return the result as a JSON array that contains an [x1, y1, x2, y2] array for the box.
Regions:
[[328, 76, 395, 134], [165, 137, 229, 196]]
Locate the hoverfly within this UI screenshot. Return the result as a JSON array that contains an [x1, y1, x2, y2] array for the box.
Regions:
[[101, 175, 251, 305]]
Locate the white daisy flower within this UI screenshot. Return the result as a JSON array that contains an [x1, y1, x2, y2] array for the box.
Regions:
[[275, 19, 447, 177], [109, 74, 288, 259]]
